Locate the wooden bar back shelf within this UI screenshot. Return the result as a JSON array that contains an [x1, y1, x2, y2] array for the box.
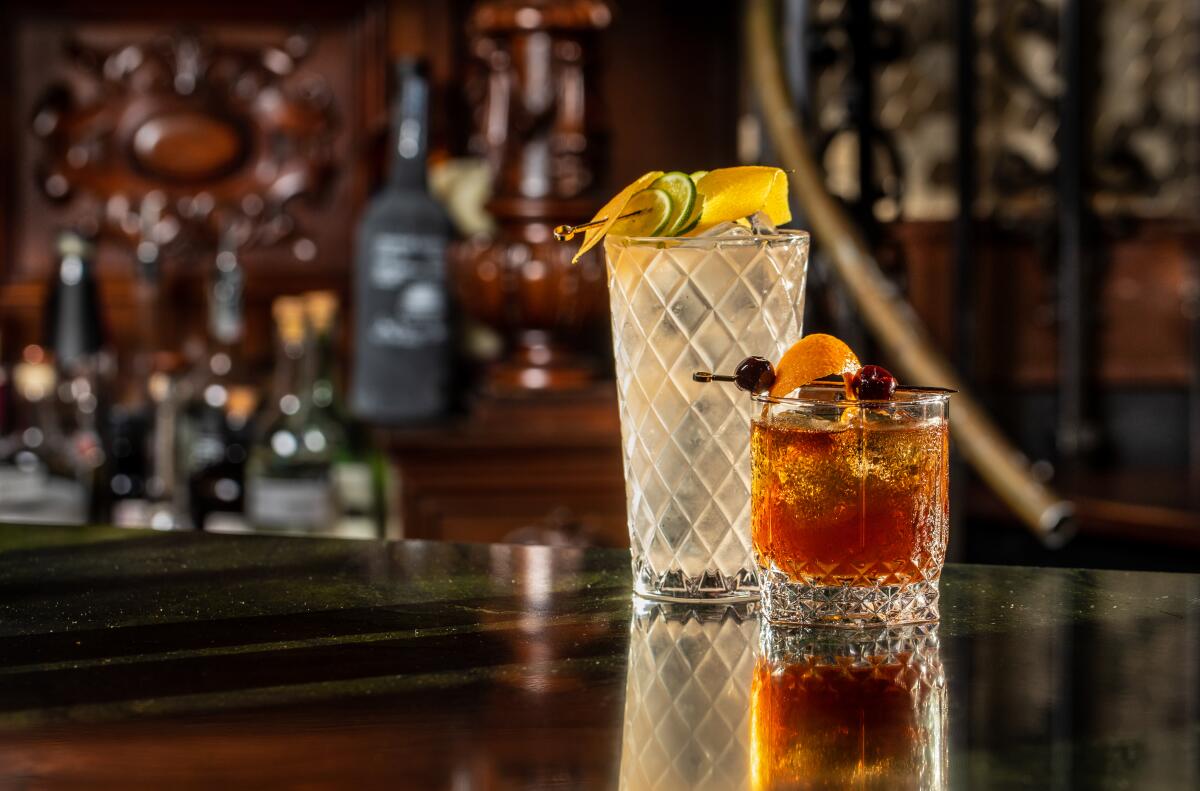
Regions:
[[378, 384, 627, 546]]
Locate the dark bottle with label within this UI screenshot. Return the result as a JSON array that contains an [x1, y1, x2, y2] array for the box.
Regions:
[[350, 59, 455, 423], [174, 245, 255, 530], [43, 231, 111, 521], [0, 331, 7, 437], [44, 231, 106, 372]]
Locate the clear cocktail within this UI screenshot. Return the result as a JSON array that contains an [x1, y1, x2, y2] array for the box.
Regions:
[[557, 165, 802, 601], [606, 230, 808, 600]]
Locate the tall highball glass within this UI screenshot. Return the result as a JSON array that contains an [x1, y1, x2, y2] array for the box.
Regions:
[[604, 231, 809, 601]]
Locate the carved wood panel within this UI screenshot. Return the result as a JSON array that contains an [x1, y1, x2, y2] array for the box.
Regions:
[[0, 3, 387, 367], [31, 29, 337, 263], [5, 6, 386, 287]]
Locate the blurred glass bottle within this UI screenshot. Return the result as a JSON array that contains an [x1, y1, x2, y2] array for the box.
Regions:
[[350, 58, 455, 423], [305, 291, 345, 424], [42, 230, 112, 521], [110, 200, 182, 530], [191, 384, 256, 533], [245, 296, 341, 533], [0, 348, 91, 524], [174, 241, 255, 530], [112, 353, 187, 530], [0, 330, 8, 437], [305, 290, 384, 537]]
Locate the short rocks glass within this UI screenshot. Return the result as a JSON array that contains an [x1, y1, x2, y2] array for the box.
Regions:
[[751, 385, 950, 626]]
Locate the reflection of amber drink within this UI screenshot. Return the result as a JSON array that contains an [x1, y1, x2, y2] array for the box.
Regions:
[[751, 387, 949, 625], [751, 626, 946, 791]]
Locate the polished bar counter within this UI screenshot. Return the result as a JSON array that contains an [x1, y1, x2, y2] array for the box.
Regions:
[[0, 523, 1197, 789]]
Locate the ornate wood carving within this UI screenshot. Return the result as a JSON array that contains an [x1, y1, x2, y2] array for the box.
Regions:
[[30, 29, 338, 262], [3, 5, 385, 367]]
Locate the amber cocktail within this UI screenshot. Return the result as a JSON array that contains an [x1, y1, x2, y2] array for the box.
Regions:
[[751, 624, 946, 791], [751, 385, 949, 625]]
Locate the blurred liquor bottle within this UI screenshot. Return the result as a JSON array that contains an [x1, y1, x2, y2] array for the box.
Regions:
[[191, 385, 256, 533], [173, 242, 256, 530], [350, 58, 455, 423], [304, 291, 385, 537], [42, 230, 112, 521], [111, 353, 187, 530], [0, 351, 89, 524], [109, 235, 179, 529], [0, 331, 7, 437], [244, 297, 344, 533], [107, 406, 151, 517]]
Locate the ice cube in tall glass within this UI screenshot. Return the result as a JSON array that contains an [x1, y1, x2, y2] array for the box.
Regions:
[[605, 231, 809, 601]]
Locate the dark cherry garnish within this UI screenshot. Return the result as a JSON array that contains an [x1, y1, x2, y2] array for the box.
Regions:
[[733, 356, 776, 394], [852, 365, 898, 400]]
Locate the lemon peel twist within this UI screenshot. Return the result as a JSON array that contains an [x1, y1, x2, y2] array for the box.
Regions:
[[566, 166, 792, 263]]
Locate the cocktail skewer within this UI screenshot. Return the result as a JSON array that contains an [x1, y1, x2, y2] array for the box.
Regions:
[[693, 370, 957, 394], [806, 374, 955, 393], [691, 371, 736, 383], [553, 209, 648, 242]]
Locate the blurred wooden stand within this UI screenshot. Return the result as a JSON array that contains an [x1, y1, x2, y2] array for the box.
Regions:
[[378, 384, 626, 545], [453, 0, 614, 395], [381, 1, 628, 547]]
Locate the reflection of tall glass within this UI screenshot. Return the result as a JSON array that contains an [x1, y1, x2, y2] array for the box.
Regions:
[[619, 601, 759, 791], [752, 624, 947, 791], [605, 232, 809, 601]]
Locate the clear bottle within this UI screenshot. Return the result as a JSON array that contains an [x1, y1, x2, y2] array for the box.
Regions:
[[350, 58, 455, 423], [304, 291, 345, 424], [245, 296, 340, 532], [174, 244, 255, 530], [304, 290, 384, 538]]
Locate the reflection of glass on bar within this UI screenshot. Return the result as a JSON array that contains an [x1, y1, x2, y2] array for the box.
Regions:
[[752, 624, 948, 791], [751, 386, 950, 625], [619, 601, 758, 790], [605, 232, 809, 601]]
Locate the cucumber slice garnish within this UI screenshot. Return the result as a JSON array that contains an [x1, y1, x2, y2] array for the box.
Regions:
[[610, 188, 674, 237], [651, 171, 697, 235], [676, 193, 705, 235]]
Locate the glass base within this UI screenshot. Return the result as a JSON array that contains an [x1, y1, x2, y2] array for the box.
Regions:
[[758, 621, 943, 665], [632, 557, 760, 603], [760, 566, 940, 626]]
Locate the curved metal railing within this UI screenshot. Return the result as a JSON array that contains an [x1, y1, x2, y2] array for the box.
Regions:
[[745, 0, 1075, 546]]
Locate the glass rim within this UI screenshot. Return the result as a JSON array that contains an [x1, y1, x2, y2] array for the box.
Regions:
[[752, 383, 951, 408], [605, 228, 810, 246]]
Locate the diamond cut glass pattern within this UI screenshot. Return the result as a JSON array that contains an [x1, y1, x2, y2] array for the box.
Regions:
[[605, 233, 809, 601], [751, 388, 951, 626], [753, 623, 948, 790], [619, 601, 759, 791]]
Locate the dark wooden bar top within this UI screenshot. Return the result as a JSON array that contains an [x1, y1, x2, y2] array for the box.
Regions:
[[0, 523, 1197, 789]]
